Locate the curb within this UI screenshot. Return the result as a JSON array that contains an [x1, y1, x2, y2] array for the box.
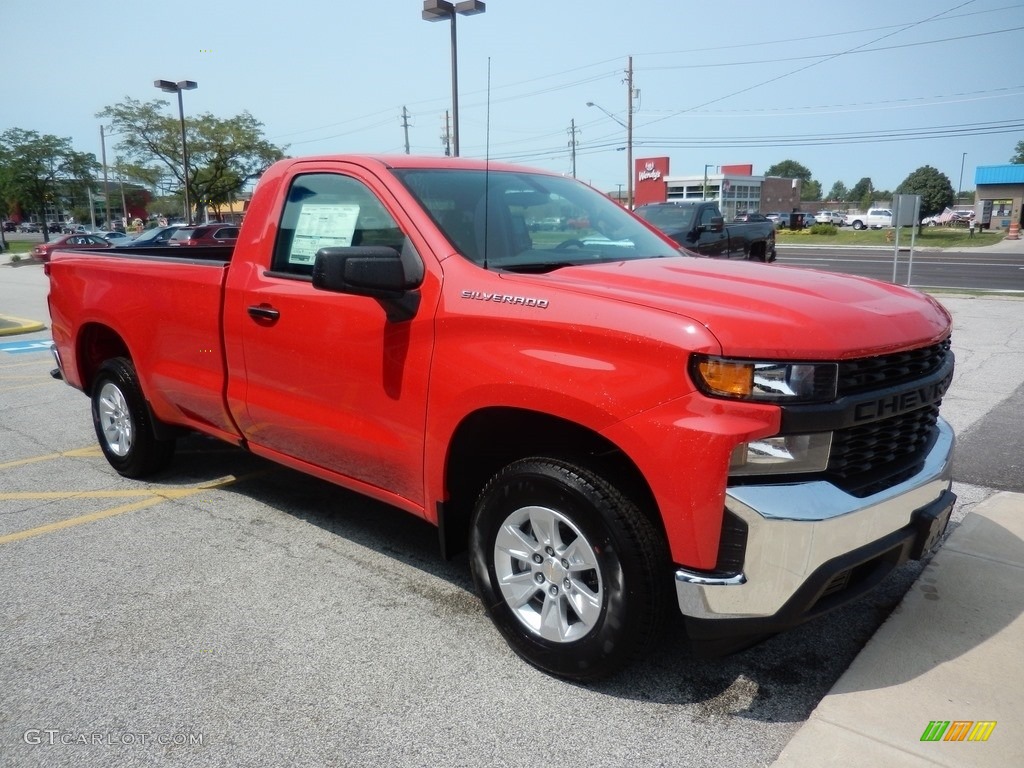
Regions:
[[0, 315, 46, 336]]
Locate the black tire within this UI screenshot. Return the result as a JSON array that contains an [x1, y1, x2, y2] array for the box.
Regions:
[[852, 220, 865, 230], [91, 357, 175, 478], [469, 458, 669, 681]]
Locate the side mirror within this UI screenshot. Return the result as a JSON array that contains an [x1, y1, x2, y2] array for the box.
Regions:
[[700, 216, 725, 233], [313, 246, 422, 322], [313, 246, 410, 297]]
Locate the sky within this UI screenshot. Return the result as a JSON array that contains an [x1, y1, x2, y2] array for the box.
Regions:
[[2, 0, 1022, 197]]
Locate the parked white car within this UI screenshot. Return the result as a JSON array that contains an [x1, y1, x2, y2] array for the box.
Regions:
[[844, 209, 892, 230], [815, 211, 844, 225]]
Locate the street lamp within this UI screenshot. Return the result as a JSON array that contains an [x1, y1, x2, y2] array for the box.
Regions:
[[957, 152, 967, 208], [421, 1, 485, 158], [154, 79, 198, 224], [99, 126, 112, 227], [587, 100, 634, 209]]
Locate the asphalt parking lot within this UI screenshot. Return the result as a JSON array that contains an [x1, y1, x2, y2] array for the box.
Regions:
[[1, 260, 1020, 767]]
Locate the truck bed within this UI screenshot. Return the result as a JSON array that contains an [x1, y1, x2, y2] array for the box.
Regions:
[[47, 247, 239, 441]]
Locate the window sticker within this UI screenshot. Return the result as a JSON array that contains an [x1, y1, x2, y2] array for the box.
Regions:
[[289, 203, 360, 265]]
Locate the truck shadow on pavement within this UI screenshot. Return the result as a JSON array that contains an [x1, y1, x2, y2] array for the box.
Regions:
[[154, 433, 956, 723]]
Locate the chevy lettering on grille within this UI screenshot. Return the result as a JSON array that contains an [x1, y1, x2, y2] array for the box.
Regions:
[[460, 290, 549, 308], [853, 369, 954, 423]]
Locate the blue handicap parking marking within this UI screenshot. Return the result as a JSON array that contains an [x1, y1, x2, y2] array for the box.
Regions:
[[0, 339, 53, 355]]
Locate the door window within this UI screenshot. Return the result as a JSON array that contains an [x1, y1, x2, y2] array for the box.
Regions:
[[272, 173, 406, 276]]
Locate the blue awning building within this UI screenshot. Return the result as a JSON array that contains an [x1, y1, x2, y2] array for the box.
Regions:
[[975, 165, 1024, 231]]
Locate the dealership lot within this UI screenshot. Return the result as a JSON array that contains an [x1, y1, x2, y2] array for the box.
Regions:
[[1, 262, 1020, 767]]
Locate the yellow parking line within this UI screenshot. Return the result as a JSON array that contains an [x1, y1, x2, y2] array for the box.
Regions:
[[0, 446, 102, 470], [1, 490, 173, 500], [0, 496, 168, 545], [0, 474, 250, 546]]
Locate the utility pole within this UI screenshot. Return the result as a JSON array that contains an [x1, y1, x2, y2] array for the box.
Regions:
[[567, 119, 580, 179], [625, 55, 635, 210], [440, 110, 452, 156], [401, 106, 412, 155], [100, 125, 112, 226]]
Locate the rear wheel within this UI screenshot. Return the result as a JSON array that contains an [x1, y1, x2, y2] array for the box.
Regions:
[[852, 220, 865, 230], [91, 357, 175, 478], [469, 458, 669, 681]]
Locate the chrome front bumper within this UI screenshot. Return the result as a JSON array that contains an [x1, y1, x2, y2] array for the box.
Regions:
[[675, 417, 955, 622]]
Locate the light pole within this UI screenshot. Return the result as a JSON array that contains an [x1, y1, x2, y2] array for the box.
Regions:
[[421, 1, 485, 158], [99, 125, 112, 227], [154, 79, 198, 224], [957, 152, 967, 208], [587, 100, 633, 208]]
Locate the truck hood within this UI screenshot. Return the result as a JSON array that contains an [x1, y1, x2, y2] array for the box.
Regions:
[[511, 257, 951, 359]]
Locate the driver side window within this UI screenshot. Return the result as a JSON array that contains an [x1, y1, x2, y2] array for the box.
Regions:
[[272, 173, 406, 276]]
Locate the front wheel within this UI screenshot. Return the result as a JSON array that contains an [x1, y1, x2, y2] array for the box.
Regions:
[[91, 357, 175, 478], [469, 458, 669, 681]]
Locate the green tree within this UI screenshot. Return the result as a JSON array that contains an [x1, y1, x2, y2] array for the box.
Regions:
[[1010, 139, 1024, 164], [826, 181, 848, 201], [800, 179, 822, 202], [765, 160, 812, 182], [848, 177, 872, 202], [895, 166, 954, 218], [0, 129, 98, 242], [98, 98, 285, 222]]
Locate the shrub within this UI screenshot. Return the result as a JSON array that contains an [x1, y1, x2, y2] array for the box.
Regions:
[[808, 223, 839, 236]]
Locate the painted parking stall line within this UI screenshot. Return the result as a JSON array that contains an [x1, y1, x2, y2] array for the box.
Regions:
[[0, 339, 53, 355]]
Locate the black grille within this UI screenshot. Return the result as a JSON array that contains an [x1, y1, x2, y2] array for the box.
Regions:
[[715, 510, 748, 573], [827, 404, 940, 496], [837, 338, 951, 396]]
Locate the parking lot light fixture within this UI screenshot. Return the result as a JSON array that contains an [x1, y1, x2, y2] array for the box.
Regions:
[[957, 152, 967, 208], [587, 100, 633, 208], [154, 79, 198, 224], [421, 1, 485, 158]]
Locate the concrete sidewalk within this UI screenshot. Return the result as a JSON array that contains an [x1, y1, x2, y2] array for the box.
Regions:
[[772, 491, 1024, 767]]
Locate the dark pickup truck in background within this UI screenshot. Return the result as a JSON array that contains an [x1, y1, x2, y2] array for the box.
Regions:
[[635, 201, 776, 262]]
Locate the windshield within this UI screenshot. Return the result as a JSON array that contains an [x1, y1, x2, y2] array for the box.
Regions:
[[633, 205, 696, 232], [394, 169, 681, 271]]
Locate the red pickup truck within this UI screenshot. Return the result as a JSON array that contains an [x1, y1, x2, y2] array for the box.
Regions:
[[46, 155, 956, 681]]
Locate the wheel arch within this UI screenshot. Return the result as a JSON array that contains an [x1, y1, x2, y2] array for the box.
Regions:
[[438, 406, 664, 560], [75, 322, 131, 395], [74, 324, 181, 442]]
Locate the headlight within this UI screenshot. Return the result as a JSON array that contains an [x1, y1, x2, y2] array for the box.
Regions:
[[690, 356, 838, 403]]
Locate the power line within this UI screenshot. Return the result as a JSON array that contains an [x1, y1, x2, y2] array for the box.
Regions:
[[483, 118, 1024, 164], [637, 0, 987, 129], [641, 26, 1024, 71]]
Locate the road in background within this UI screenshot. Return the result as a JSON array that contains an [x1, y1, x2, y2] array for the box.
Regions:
[[777, 246, 1024, 292], [0, 260, 1020, 767]]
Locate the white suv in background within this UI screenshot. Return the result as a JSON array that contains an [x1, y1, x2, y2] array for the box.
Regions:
[[815, 211, 844, 225]]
